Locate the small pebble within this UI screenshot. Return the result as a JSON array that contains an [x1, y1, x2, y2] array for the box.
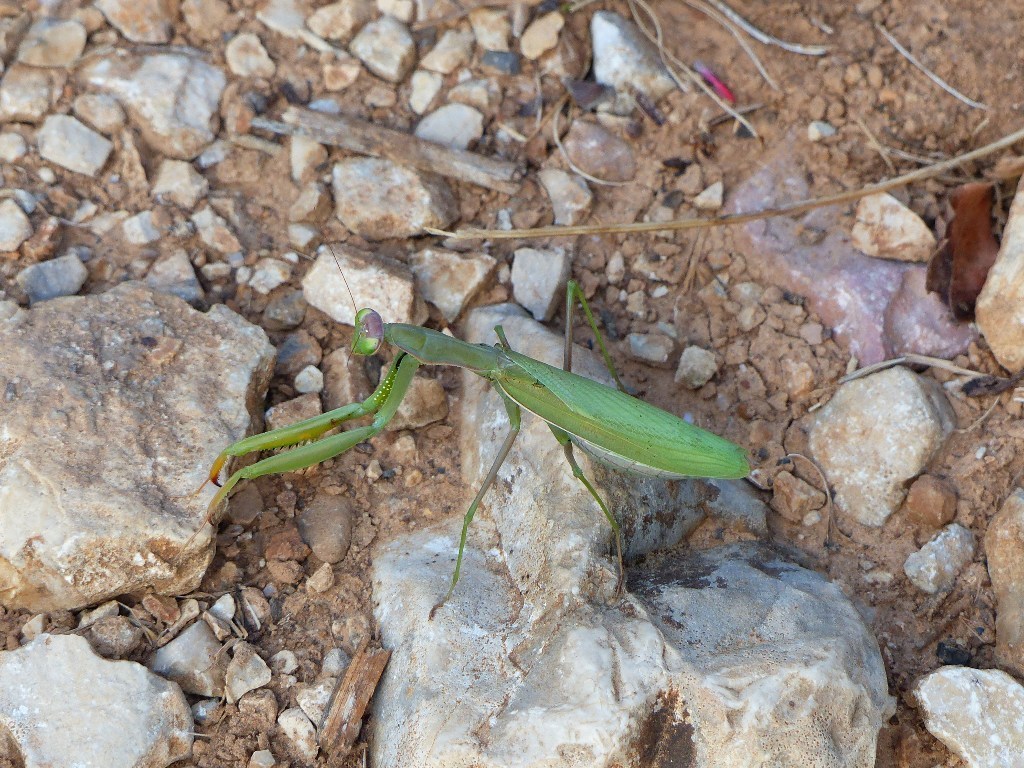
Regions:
[[903, 475, 957, 529], [72, 93, 126, 134], [248, 749, 277, 768], [511, 246, 571, 321], [903, 523, 975, 594], [771, 471, 826, 523], [627, 332, 672, 363], [306, 0, 375, 42], [321, 647, 351, 677], [469, 7, 510, 51], [296, 678, 336, 723], [0, 132, 28, 162], [249, 258, 292, 295], [349, 16, 415, 83], [271, 649, 299, 674], [16, 18, 87, 68], [277, 708, 319, 762], [294, 365, 325, 394], [420, 28, 474, 74], [297, 492, 354, 564], [415, 104, 484, 150], [520, 11, 563, 60], [675, 346, 717, 389], [0, 198, 32, 251], [16, 253, 88, 303], [36, 114, 113, 176], [693, 181, 724, 211], [225, 641, 272, 704], [122, 210, 161, 245], [225, 33, 276, 78], [409, 70, 443, 115], [538, 169, 592, 226], [808, 120, 836, 141], [480, 50, 520, 75]]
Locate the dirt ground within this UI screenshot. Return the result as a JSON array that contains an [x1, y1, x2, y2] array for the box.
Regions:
[[2, 0, 1023, 765]]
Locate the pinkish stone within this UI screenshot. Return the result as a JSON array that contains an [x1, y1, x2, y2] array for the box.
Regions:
[[728, 139, 976, 364]]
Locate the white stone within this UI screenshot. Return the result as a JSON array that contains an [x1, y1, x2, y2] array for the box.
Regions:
[[322, 647, 350, 677], [408, 69, 443, 114], [377, 0, 414, 23], [303, 245, 419, 325], [249, 749, 277, 768], [409, 248, 496, 322], [469, 7, 509, 51], [226, 33, 276, 78], [290, 134, 328, 183], [79, 52, 227, 159], [122, 210, 161, 245], [150, 621, 227, 697], [36, 114, 113, 176], [15, 253, 89, 304], [675, 345, 718, 389], [903, 523, 975, 594], [627, 332, 673, 363], [271, 649, 299, 674], [296, 677, 336, 722], [192, 206, 242, 254], [809, 367, 955, 526], [73, 93, 127, 134], [390, 376, 448, 430], [278, 707, 319, 762], [369, 304, 893, 768], [0, 64, 62, 123], [256, 0, 333, 52], [152, 159, 209, 208], [808, 120, 836, 141], [511, 246, 571, 321], [591, 11, 675, 102], [0, 634, 192, 767], [295, 365, 325, 393], [147, 249, 205, 304], [349, 16, 415, 83], [249, 258, 293, 294], [693, 180, 724, 211], [225, 641, 272, 703], [0, 131, 27, 161], [851, 192, 937, 262], [96, 0, 177, 43], [916, 667, 1024, 768], [331, 157, 458, 240], [977, 178, 1024, 371], [520, 11, 563, 60], [448, 79, 499, 111], [420, 28, 473, 74], [0, 284, 275, 610], [307, 0, 375, 42], [16, 18, 87, 68], [209, 594, 236, 622], [538, 168, 592, 225], [0, 198, 32, 251], [414, 103, 484, 150], [323, 50, 362, 90]]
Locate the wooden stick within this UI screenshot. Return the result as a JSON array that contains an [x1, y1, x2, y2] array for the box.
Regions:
[[252, 107, 523, 195], [318, 637, 391, 764]]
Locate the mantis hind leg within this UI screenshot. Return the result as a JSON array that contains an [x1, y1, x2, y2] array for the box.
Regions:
[[564, 279, 627, 394], [431, 393, 522, 618], [548, 425, 625, 596]]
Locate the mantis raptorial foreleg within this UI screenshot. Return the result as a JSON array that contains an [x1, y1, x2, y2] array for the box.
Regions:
[[201, 352, 421, 522]]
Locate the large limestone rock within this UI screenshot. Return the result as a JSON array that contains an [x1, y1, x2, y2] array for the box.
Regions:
[[369, 306, 893, 768], [0, 283, 275, 611], [977, 177, 1024, 371]]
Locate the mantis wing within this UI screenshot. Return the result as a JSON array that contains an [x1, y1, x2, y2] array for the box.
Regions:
[[496, 351, 749, 479]]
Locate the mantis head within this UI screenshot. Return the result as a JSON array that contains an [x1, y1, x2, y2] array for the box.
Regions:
[[352, 308, 384, 356]]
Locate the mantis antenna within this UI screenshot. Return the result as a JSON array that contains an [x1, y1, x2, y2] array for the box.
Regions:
[[325, 244, 360, 318]]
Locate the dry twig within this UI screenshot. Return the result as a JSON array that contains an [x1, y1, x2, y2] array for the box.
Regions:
[[319, 638, 392, 765]]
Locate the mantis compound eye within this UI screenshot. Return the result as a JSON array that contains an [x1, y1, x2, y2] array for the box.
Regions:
[[352, 308, 384, 355]]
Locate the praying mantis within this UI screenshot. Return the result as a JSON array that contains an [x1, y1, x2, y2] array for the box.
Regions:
[[200, 281, 749, 613]]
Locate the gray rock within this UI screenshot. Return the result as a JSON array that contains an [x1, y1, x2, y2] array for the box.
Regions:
[[266, 392, 322, 431], [37, 114, 113, 176], [322, 345, 372, 411], [331, 158, 458, 240], [0, 283, 275, 611], [249, 749, 276, 768], [290, 134, 328, 183], [0, 63, 63, 122], [562, 120, 635, 182], [277, 707, 319, 762], [150, 620, 227, 697], [408, 69, 443, 114], [16, 18, 86, 67], [511, 246, 570, 321], [122, 210, 161, 245], [16, 253, 88, 303], [225, 641, 272, 704], [249, 258, 292, 295], [151, 159, 209, 209], [87, 615, 146, 658], [903, 524, 975, 594], [147, 249, 205, 305], [79, 51, 227, 159], [0, 198, 32, 251], [414, 103, 484, 150], [73, 93, 127, 134], [263, 289, 307, 330], [390, 377, 448, 430], [420, 28, 474, 74], [298, 493, 354, 564], [627, 331, 672, 363], [409, 247, 496, 322], [807, 120, 835, 141], [306, 0, 376, 42], [369, 305, 892, 768], [0, 634, 192, 767], [809, 367, 955, 526], [296, 677, 336, 723], [986, 489, 1024, 676], [349, 16, 415, 83], [480, 50, 520, 75], [915, 667, 1024, 768], [303, 244, 421, 325], [225, 32, 276, 78], [96, 0, 177, 43], [0, 131, 28, 161], [693, 180, 724, 211], [675, 345, 718, 389], [977, 177, 1024, 371], [538, 168, 592, 225], [275, 330, 322, 377], [591, 11, 674, 102]]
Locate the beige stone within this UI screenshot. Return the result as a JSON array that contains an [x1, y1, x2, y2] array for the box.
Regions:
[[977, 178, 1024, 371]]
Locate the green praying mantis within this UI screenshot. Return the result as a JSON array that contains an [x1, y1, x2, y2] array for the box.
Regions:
[[199, 280, 749, 614]]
